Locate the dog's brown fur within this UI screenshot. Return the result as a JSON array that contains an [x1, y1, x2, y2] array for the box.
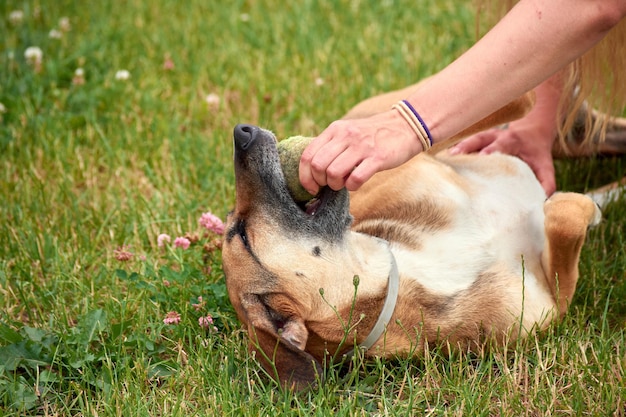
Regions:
[[222, 91, 602, 390]]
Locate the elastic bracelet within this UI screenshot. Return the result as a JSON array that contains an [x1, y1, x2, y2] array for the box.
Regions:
[[397, 101, 429, 145], [400, 99, 433, 147], [392, 103, 428, 150], [391, 102, 431, 151]]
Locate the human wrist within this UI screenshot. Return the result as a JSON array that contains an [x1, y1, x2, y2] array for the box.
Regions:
[[391, 100, 433, 152]]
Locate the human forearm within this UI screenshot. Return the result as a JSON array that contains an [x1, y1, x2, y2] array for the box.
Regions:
[[298, 0, 625, 194], [408, 0, 626, 142], [449, 73, 565, 195]]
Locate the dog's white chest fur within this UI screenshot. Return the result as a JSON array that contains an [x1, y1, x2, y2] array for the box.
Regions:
[[393, 153, 547, 297]]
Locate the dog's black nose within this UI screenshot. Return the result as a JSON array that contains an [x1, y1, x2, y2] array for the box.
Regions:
[[233, 124, 259, 151]]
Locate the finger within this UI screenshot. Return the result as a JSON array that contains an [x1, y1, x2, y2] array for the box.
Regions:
[[539, 176, 556, 197], [537, 169, 556, 196], [324, 149, 365, 191], [299, 132, 334, 195], [478, 139, 519, 156], [531, 160, 556, 196], [308, 137, 356, 191], [449, 130, 499, 155], [344, 158, 380, 191], [299, 158, 321, 196]]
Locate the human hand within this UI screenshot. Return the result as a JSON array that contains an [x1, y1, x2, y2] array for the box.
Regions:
[[449, 121, 557, 195], [299, 109, 424, 195]]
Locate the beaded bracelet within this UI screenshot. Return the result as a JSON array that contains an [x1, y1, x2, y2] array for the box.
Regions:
[[391, 100, 433, 151]]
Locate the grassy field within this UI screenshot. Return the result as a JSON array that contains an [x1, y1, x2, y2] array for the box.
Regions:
[[1, 0, 625, 415]]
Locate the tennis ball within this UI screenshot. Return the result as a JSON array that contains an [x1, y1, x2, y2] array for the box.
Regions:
[[277, 135, 315, 202]]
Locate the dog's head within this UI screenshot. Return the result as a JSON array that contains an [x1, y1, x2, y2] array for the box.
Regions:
[[222, 124, 359, 388]]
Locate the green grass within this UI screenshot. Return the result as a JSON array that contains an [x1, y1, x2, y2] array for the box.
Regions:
[[1, 0, 625, 415]]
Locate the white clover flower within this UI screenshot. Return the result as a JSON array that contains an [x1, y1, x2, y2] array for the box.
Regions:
[[49, 29, 63, 39], [72, 67, 85, 85], [9, 10, 24, 25], [315, 77, 324, 87], [59, 17, 71, 32], [239, 13, 250, 22], [205, 93, 220, 106], [24, 46, 43, 65], [115, 69, 130, 80], [0, 102, 7, 122]]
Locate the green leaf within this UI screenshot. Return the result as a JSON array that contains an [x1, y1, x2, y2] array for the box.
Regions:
[[0, 342, 49, 372], [38, 370, 59, 383], [6, 377, 39, 411], [23, 326, 48, 343], [148, 360, 178, 378], [70, 353, 96, 369], [0, 323, 22, 344], [78, 309, 108, 345]]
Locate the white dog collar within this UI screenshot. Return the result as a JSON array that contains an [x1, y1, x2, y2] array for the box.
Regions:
[[345, 249, 400, 357]]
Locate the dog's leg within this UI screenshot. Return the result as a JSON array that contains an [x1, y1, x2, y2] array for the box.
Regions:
[[586, 176, 626, 209], [541, 193, 601, 315]]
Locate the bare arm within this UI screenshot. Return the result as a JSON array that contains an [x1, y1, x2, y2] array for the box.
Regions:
[[450, 74, 563, 195], [299, 0, 626, 194], [411, 0, 625, 140]]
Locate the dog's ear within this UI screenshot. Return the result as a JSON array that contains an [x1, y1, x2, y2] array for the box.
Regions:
[[242, 294, 322, 390]]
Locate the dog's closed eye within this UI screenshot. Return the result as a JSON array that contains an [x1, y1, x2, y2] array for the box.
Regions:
[[226, 219, 250, 249]]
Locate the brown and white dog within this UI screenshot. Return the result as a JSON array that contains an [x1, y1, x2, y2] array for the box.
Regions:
[[221, 94, 602, 389]]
